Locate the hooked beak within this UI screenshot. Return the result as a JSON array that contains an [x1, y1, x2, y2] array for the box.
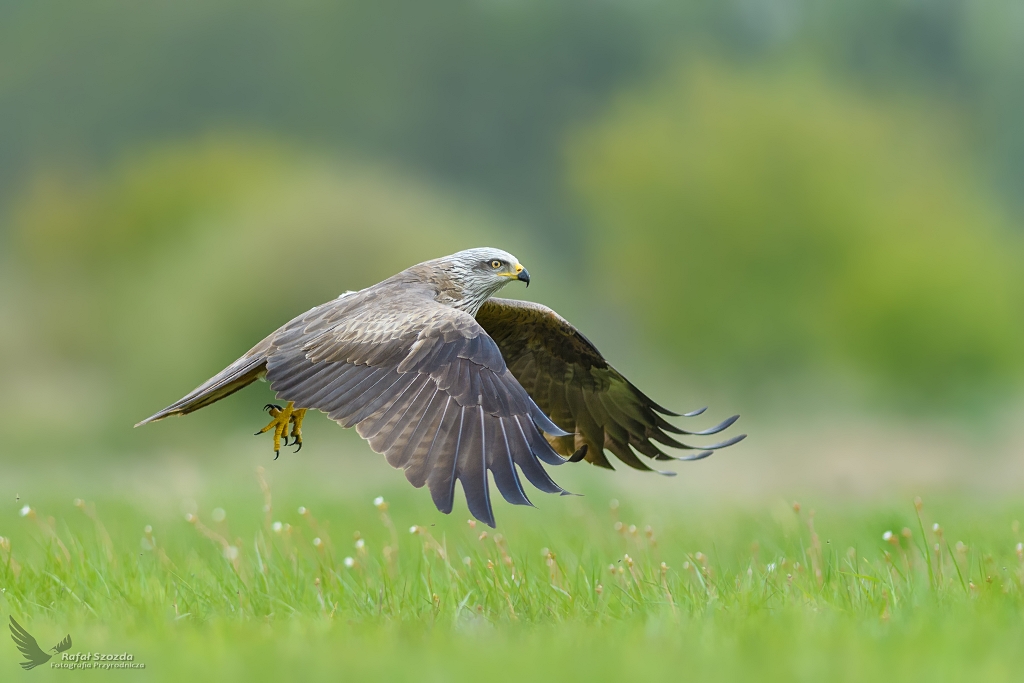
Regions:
[[515, 264, 530, 287]]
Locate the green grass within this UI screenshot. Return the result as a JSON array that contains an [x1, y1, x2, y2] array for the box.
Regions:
[[2, 465, 1023, 681]]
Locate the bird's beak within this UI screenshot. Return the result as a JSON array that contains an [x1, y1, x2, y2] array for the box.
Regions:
[[515, 263, 530, 287]]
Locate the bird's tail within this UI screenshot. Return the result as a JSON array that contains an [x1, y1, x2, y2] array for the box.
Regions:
[[135, 352, 268, 427]]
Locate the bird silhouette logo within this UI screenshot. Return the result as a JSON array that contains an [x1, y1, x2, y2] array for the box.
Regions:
[[9, 617, 72, 670]]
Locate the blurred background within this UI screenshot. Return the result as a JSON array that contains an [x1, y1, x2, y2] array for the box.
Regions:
[[3, 0, 1024, 503]]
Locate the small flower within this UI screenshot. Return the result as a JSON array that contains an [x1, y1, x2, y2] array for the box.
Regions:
[[613, 521, 623, 532], [932, 523, 940, 532], [766, 562, 776, 573], [211, 508, 226, 523], [409, 525, 420, 534], [0, 537, 9, 551], [463, 557, 472, 566], [73, 498, 84, 508], [628, 524, 637, 535], [272, 521, 283, 533], [595, 584, 603, 595], [19, 505, 31, 517], [313, 537, 323, 547], [223, 545, 239, 561], [478, 532, 488, 541], [373, 496, 385, 510], [467, 519, 476, 529], [298, 506, 308, 516], [144, 525, 153, 534], [184, 513, 196, 523], [354, 539, 365, 550], [609, 499, 619, 511], [792, 501, 801, 513], [343, 556, 355, 568]]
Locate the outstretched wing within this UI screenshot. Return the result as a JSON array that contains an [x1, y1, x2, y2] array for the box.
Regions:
[[476, 298, 745, 473], [264, 284, 580, 527], [53, 634, 72, 653], [9, 617, 51, 670]]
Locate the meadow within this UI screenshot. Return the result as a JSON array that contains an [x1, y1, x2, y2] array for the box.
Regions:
[[2, 452, 1023, 682]]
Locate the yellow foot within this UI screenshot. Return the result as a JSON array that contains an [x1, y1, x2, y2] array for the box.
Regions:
[[255, 402, 308, 459]]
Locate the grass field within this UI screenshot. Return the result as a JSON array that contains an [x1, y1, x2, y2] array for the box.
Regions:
[[2, 451, 1023, 683]]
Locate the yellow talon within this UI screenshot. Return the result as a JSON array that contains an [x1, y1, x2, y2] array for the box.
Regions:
[[256, 402, 307, 458], [290, 407, 307, 452]]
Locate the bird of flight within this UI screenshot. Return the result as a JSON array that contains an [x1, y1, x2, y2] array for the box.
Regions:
[[9, 617, 72, 670], [137, 248, 744, 526]]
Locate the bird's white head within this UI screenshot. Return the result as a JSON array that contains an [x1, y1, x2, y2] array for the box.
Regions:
[[438, 247, 530, 314]]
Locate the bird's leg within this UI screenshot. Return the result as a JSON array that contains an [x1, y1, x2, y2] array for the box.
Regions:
[[289, 408, 307, 453], [255, 402, 295, 459]]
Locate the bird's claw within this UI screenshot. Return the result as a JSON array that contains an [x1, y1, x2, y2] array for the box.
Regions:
[[255, 401, 307, 459]]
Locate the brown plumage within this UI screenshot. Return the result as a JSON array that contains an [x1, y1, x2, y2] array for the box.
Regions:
[[137, 248, 744, 526]]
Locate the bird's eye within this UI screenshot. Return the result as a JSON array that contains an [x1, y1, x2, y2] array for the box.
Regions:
[[490, 260, 502, 269]]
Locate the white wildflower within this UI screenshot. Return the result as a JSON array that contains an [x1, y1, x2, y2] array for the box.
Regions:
[[223, 545, 239, 561], [313, 537, 322, 547], [19, 506, 31, 517], [211, 508, 226, 523], [882, 530, 893, 541], [343, 556, 355, 568], [272, 521, 283, 533]]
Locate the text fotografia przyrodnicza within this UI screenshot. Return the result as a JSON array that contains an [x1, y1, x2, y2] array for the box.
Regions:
[[52, 652, 145, 669]]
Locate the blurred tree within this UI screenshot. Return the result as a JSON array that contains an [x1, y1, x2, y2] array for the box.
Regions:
[[568, 61, 1024, 409]]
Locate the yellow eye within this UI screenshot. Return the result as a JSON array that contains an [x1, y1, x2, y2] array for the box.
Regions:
[[490, 260, 502, 269]]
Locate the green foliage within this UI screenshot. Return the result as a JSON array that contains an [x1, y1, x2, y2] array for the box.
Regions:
[[569, 62, 1024, 408], [2, 476, 1024, 681]]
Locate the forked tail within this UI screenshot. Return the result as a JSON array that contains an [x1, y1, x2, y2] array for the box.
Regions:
[[135, 353, 268, 426]]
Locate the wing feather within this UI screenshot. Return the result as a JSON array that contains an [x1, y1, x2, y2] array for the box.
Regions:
[[254, 286, 574, 527], [476, 298, 745, 472]]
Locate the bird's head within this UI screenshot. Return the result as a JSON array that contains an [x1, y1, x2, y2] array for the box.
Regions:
[[440, 247, 530, 311]]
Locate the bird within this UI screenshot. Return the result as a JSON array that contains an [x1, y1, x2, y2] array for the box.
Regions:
[[9, 617, 72, 670], [137, 247, 744, 526]]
